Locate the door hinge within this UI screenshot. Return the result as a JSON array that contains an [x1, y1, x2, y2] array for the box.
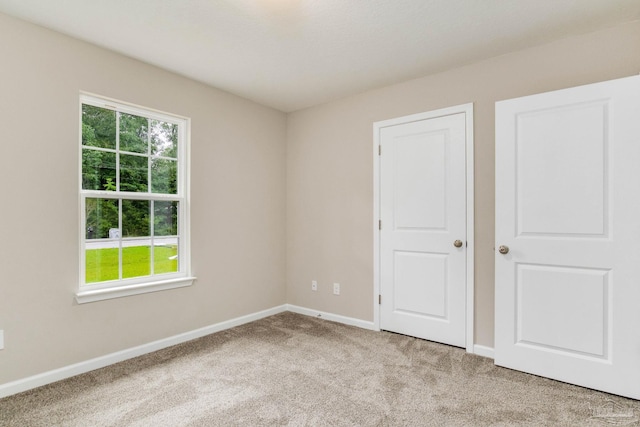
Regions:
[[378, 220, 382, 230], [378, 294, 382, 305], [378, 145, 381, 156]]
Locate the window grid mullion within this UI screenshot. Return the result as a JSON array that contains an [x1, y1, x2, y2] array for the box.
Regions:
[[150, 200, 155, 276], [82, 145, 116, 155], [116, 111, 120, 192], [118, 198, 123, 281], [148, 118, 154, 276], [116, 112, 122, 280], [81, 190, 181, 201], [147, 117, 152, 192], [117, 151, 148, 158]]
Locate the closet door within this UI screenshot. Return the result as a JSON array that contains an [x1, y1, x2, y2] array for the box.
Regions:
[[495, 75, 640, 399], [378, 110, 468, 347]]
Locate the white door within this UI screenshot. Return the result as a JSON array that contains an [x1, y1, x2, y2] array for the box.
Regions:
[[495, 75, 640, 400], [378, 109, 468, 347]]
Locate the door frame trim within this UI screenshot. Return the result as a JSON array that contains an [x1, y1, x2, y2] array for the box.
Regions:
[[373, 103, 475, 353]]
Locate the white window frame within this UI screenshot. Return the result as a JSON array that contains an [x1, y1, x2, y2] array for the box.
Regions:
[[76, 93, 195, 303]]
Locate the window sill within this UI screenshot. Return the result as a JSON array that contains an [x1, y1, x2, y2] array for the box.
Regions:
[[75, 276, 196, 304]]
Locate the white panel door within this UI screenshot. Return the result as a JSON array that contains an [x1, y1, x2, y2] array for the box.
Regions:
[[495, 75, 640, 400], [379, 112, 467, 347]]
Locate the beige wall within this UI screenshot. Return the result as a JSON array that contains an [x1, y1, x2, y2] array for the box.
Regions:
[[286, 20, 640, 347], [0, 13, 286, 384]]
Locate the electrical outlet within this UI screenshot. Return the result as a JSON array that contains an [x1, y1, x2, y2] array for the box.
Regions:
[[311, 280, 318, 291], [333, 283, 340, 295], [0, 330, 4, 350]]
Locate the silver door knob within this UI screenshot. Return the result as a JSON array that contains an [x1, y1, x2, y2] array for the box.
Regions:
[[453, 240, 463, 248], [498, 245, 509, 254]]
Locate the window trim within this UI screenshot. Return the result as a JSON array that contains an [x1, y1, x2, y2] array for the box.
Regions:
[[77, 92, 195, 303], [75, 277, 195, 304]]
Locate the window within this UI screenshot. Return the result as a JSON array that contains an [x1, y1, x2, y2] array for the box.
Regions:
[[77, 94, 194, 303]]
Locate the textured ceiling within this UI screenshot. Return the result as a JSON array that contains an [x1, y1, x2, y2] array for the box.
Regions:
[[0, 0, 638, 112]]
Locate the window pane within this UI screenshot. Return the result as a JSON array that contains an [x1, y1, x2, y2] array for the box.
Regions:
[[120, 154, 148, 192], [150, 120, 177, 158], [85, 198, 119, 239], [122, 199, 150, 278], [154, 238, 178, 275], [122, 200, 149, 237], [82, 149, 116, 191], [85, 198, 119, 284], [154, 201, 178, 236], [86, 247, 119, 283], [122, 241, 150, 279], [151, 158, 177, 194], [82, 105, 116, 149], [120, 113, 148, 154]]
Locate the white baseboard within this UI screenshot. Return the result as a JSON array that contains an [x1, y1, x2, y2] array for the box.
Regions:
[[286, 304, 377, 331], [473, 344, 495, 359], [0, 305, 288, 399]]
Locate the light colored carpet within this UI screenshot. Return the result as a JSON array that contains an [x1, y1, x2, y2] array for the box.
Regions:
[[1, 312, 638, 426]]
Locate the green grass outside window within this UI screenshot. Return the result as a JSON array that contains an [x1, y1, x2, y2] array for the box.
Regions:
[[86, 246, 178, 283]]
